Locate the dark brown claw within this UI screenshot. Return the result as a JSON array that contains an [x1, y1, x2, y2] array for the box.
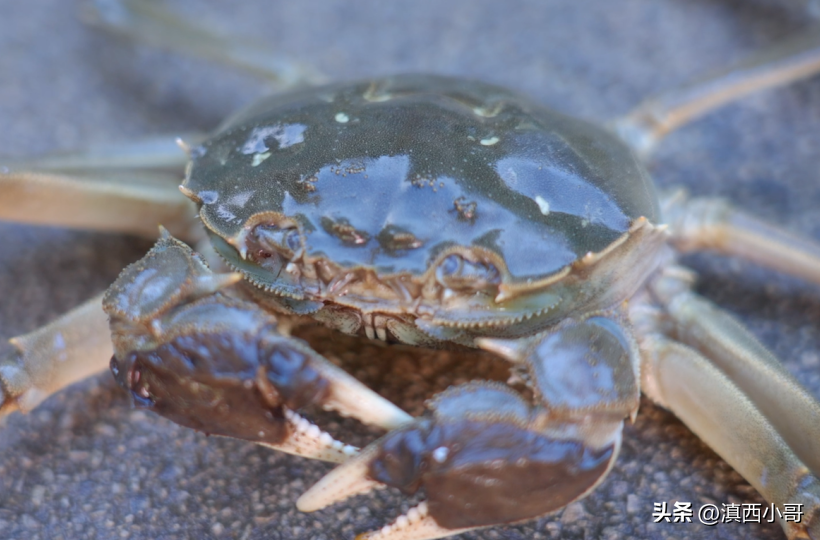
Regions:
[[299, 315, 639, 539], [368, 388, 617, 529], [299, 382, 621, 539], [103, 233, 410, 462], [110, 319, 331, 446]]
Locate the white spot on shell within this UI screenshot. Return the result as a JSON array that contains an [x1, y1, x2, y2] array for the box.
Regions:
[[335, 112, 350, 123], [251, 152, 271, 166], [535, 195, 551, 216], [480, 136, 499, 146]]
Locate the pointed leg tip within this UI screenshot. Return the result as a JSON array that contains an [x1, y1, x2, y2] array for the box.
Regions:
[[297, 445, 383, 512], [295, 495, 318, 513]]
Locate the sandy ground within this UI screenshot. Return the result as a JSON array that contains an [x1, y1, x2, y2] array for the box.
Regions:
[[1, 1, 820, 539]]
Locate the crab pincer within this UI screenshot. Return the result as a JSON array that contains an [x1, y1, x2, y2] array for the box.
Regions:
[[298, 316, 640, 539], [103, 232, 411, 463]]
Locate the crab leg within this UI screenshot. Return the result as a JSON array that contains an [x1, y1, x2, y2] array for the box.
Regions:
[[610, 25, 820, 154], [104, 233, 411, 462], [0, 293, 112, 416], [0, 135, 201, 240], [649, 267, 820, 472], [630, 267, 820, 539], [638, 336, 820, 539], [84, 0, 325, 88], [1, 134, 199, 173], [0, 171, 196, 240], [298, 315, 640, 540], [661, 189, 820, 286]]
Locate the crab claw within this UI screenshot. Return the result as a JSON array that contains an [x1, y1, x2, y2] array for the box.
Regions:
[[298, 382, 621, 539], [299, 316, 641, 538], [109, 324, 412, 462], [104, 234, 411, 463]]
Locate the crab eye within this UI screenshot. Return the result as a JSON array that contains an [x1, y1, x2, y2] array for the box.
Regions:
[[436, 254, 500, 290], [253, 224, 302, 256]]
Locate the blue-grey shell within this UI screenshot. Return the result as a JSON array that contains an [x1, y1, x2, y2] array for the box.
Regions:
[[186, 74, 659, 281]]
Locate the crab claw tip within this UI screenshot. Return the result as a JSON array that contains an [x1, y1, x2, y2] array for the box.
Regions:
[[297, 445, 383, 512]]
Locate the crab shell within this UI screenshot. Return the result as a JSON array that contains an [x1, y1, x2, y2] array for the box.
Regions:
[[182, 74, 666, 339]]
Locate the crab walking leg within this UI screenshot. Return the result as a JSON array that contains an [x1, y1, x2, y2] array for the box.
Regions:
[[648, 267, 820, 477], [104, 234, 411, 462], [661, 190, 820, 286], [639, 336, 820, 539], [0, 171, 197, 240], [1, 134, 199, 174], [298, 315, 640, 540], [83, 0, 325, 88], [610, 25, 820, 155], [0, 135, 204, 240], [0, 294, 112, 416]]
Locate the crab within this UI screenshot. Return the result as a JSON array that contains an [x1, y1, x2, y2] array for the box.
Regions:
[[1, 1, 820, 534]]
